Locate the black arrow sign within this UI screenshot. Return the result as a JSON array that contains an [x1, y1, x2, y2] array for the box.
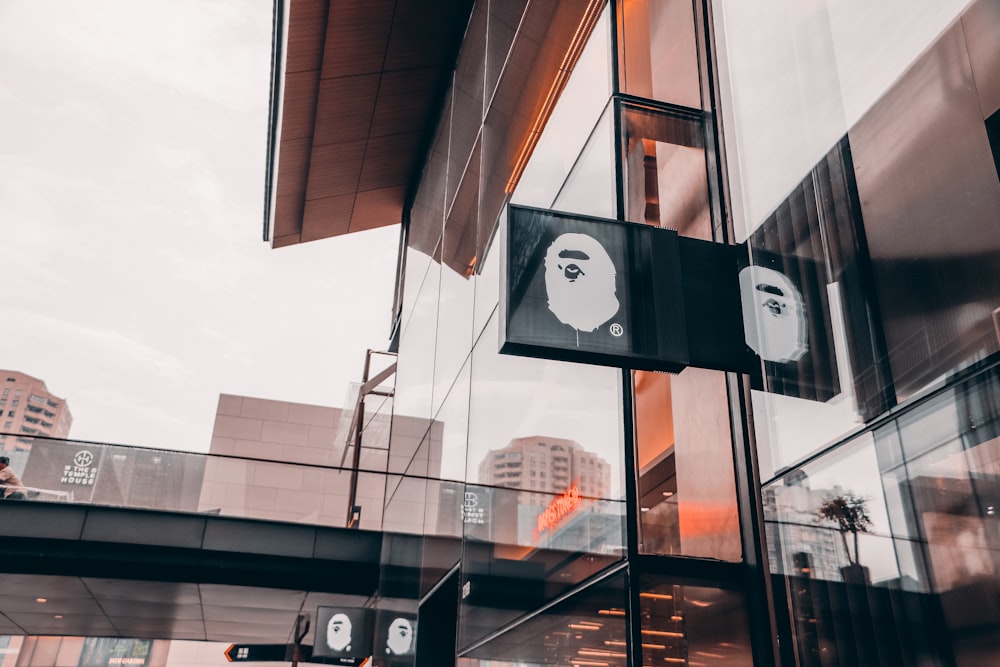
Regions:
[[223, 644, 288, 662]]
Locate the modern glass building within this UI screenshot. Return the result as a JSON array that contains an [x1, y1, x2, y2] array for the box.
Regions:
[[266, 0, 1000, 664]]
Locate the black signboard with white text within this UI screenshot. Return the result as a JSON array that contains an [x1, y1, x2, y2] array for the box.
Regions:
[[502, 205, 690, 373]]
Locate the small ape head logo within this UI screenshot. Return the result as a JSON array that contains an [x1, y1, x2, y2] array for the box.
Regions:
[[385, 617, 414, 655], [739, 265, 807, 363], [544, 233, 620, 333], [325, 613, 353, 652]]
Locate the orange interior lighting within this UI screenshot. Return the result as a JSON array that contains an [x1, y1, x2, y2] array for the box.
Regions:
[[639, 592, 673, 600], [642, 630, 684, 638]]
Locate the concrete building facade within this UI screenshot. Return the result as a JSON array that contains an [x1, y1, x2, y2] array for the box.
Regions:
[[0, 371, 72, 450]]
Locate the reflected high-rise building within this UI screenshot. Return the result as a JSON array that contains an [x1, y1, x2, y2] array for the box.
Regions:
[[0, 370, 72, 452], [477, 435, 610, 500]]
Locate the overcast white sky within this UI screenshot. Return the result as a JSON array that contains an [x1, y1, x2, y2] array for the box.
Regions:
[[0, 1, 399, 451]]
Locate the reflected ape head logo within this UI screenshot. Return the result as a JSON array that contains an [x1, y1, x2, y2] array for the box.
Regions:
[[544, 233, 620, 333], [325, 613, 352, 652], [385, 617, 414, 655], [739, 265, 807, 363]]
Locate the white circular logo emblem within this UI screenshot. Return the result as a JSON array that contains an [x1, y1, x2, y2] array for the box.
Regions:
[[73, 451, 94, 467], [464, 491, 479, 507], [609, 323, 624, 337]]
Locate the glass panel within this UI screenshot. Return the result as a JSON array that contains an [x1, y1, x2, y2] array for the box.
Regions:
[[485, 0, 530, 109], [638, 575, 754, 666], [459, 312, 626, 647], [617, 0, 702, 109], [849, 19, 1000, 402], [401, 91, 449, 332], [635, 367, 741, 560], [621, 104, 709, 237], [765, 363, 1000, 665], [481, 1, 611, 232], [742, 136, 894, 479], [449, 1, 486, 213], [390, 259, 440, 460], [434, 139, 480, 416], [552, 103, 617, 219], [511, 6, 612, 210], [467, 313, 625, 502], [460, 569, 628, 663]]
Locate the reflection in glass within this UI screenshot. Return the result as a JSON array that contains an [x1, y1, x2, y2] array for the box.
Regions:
[[461, 569, 628, 663], [638, 576, 754, 666], [468, 313, 624, 500], [617, 0, 701, 109], [510, 6, 612, 212], [621, 104, 709, 238], [552, 104, 616, 219], [766, 363, 1000, 665], [635, 367, 740, 561]]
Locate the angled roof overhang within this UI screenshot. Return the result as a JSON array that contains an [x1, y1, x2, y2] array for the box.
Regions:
[[263, 0, 474, 248]]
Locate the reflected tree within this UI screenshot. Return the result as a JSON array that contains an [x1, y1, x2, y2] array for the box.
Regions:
[[817, 492, 872, 566]]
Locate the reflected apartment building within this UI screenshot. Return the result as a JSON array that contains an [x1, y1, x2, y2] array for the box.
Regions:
[[0, 371, 72, 450], [265, 0, 1000, 664]]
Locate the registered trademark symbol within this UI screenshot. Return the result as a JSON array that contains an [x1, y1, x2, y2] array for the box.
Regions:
[[609, 323, 624, 337]]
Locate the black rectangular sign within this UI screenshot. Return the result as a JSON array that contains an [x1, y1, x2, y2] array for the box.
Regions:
[[502, 204, 689, 373], [313, 606, 373, 661]]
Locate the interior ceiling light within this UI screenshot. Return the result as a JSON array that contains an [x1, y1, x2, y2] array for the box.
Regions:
[[642, 629, 684, 638], [569, 623, 601, 631], [639, 592, 673, 600], [35, 598, 47, 603], [597, 608, 626, 616]]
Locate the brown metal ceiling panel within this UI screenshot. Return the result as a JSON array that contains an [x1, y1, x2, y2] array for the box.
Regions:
[[302, 194, 355, 240], [369, 67, 438, 138], [273, 233, 302, 248], [267, 0, 476, 246], [351, 186, 407, 232], [275, 137, 312, 197], [306, 140, 366, 199], [273, 195, 305, 238], [285, 0, 329, 73], [322, 0, 396, 78], [279, 70, 322, 141], [358, 131, 422, 190], [383, 0, 453, 72], [313, 73, 380, 146]]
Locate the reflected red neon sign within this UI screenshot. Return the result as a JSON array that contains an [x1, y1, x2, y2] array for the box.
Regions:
[[534, 482, 581, 541]]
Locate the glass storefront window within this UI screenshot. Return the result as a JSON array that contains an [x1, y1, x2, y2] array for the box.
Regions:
[[617, 0, 702, 109], [460, 569, 629, 664], [509, 6, 612, 212], [765, 363, 1000, 665], [638, 575, 754, 666], [552, 103, 617, 220], [716, 0, 1000, 479], [620, 103, 709, 237]]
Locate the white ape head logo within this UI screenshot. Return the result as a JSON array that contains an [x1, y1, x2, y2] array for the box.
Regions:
[[326, 613, 352, 652], [544, 233, 620, 333], [385, 617, 414, 655], [739, 265, 807, 363]]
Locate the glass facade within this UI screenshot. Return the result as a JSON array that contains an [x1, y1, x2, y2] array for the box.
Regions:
[[384, 0, 1000, 664], [713, 0, 1000, 663]]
